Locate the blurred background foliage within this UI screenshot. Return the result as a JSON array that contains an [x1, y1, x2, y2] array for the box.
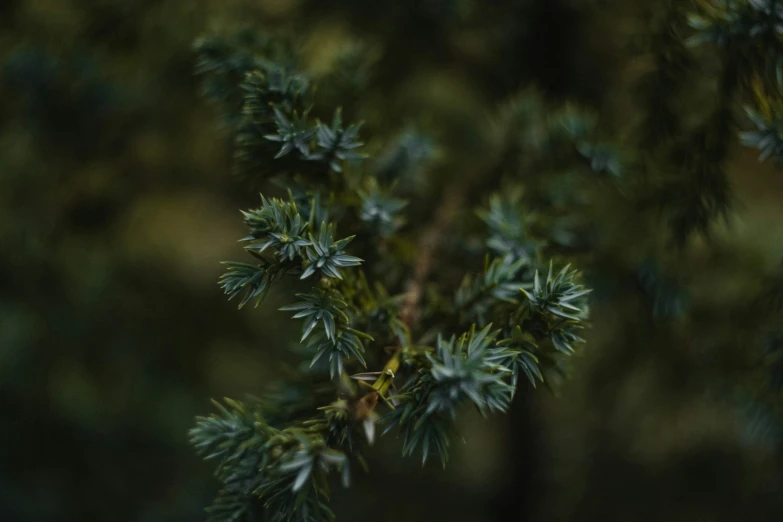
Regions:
[[2, 0, 783, 521]]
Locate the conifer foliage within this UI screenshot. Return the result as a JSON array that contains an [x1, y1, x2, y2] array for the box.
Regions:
[[191, 1, 783, 520], [189, 27, 591, 522]]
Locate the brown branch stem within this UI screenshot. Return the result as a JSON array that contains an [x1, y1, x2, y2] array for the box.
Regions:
[[400, 181, 467, 333], [355, 181, 469, 417]]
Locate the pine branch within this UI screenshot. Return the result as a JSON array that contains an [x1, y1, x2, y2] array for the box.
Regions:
[[193, 23, 597, 521]]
